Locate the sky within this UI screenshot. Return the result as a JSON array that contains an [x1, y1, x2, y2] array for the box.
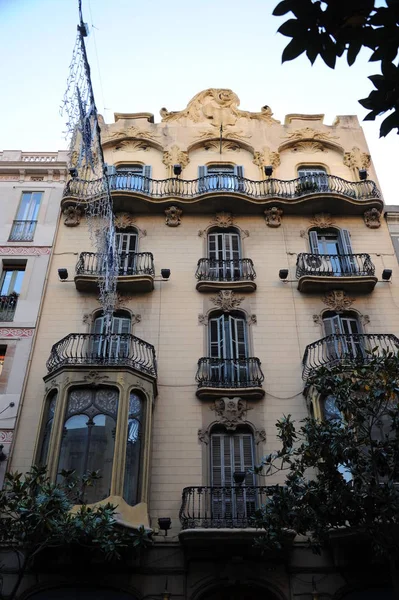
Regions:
[[0, 0, 397, 205]]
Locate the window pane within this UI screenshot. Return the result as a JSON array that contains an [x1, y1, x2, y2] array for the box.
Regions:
[[0, 271, 13, 295], [0, 269, 24, 295], [16, 192, 42, 220], [123, 393, 142, 506], [39, 394, 57, 466], [86, 413, 116, 503], [58, 414, 88, 480]]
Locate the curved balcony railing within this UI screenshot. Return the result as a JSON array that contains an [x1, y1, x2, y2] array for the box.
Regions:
[[196, 258, 256, 283], [0, 294, 18, 322], [46, 333, 157, 377], [76, 251, 155, 277], [180, 485, 276, 529], [296, 253, 375, 278], [302, 334, 399, 380], [9, 220, 37, 242], [63, 174, 381, 203], [196, 358, 264, 389]]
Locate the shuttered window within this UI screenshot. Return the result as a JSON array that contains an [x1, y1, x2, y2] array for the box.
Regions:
[[208, 314, 247, 360], [91, 313, 131, 358], [198, 165, 244, 192], [211, 432, 255, 487]]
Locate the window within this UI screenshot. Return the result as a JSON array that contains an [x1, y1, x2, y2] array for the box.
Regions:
[[91, 311, 131, 359], [38, 392, 57, 466], [308, 228, 356, 274], [209, 312, 248, 384], [198, 164, 244, 192], [115, 228, 138, 275], [123, 392, 143, 506], [297, 166, 328, 191], [0, 265, 25, 295], [9, 192, 42, 241], [210, 428, 256, 521], [0, 346, 6, 377], [115, 164, 152, 193], [57, 387, 119, 504], [208, 229, 241, 280], [323, 312, 364, 360]]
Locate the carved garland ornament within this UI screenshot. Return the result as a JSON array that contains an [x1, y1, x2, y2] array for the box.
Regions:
[[210, 290, 244, 312], [284, 127, 338, 143], [322, 290, 355, 313], [264, 207, 283, 228], [253, 146, 281, 169], [343, 146, 371, 170], [162, 145, 190, 169], [165, 206, 182, 227], [212, 397, 249, 431]]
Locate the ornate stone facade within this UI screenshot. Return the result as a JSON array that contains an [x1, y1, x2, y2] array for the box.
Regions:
[[322, 290, 355, 312], [210, 290, 244, 312], [364, 208, 381, 229], [165, 206, 183, 227], [264, 207, 283, 228]]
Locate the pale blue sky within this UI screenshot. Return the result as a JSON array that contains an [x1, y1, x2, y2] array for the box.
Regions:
[[0, 0, 397, 205]]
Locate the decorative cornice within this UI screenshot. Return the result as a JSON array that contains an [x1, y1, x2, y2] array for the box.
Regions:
[[0, 328, 34, 338], [0, 247, 51, 256]]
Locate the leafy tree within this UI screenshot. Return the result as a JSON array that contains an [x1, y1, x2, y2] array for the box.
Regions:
[[272, 0, 399, 136], [0, 467, 151, 600], [253, 351, 399, 591]]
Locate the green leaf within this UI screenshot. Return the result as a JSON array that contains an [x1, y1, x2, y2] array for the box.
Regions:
[[282, 37, 306, 63], [379, 110, 399, 137], [347, 41, 362, 66], [277, 18, 303, 38], [272, 0, 295, 17]]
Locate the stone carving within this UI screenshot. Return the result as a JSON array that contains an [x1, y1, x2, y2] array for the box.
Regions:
[[322, 290, 355, 313], [264, 207, 283, 228], [284, 127, 338, 143], [113, 140, 150, 152], [253, 146, 281, 169], [82, 313, 92, 325], [162, 145, 189, 169], [132, 314, 142, 325], [198, 429, 210, 444], [63, 206, 82, 227], [202, 140, 241, 152], [0, 247, 51, 256], [83, 372, 110, 385], [313, 314, 323, 325], [310, 213, 335, 229], [362, 314, 370, 326], [254, 429, 266, 444], [212, 397, 249, 431], [102, 124, 161, 143], [364, 208, 381, 229], [248, 314, 257, 325], [343, 146, 371, 170], [114, 212, 137, 229], [0, 328, 34, 337], [213, 211, 234, 228], [196, 129, 251, 142], [160, 88, 280, 126], [198, 314, 207, 325], [165, 206, 182, 227], [291, 141, 326, 153], [210, 290, 244, 312]]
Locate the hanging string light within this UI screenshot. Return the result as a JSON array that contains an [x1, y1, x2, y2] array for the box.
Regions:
[[61, 0, 119, 334]]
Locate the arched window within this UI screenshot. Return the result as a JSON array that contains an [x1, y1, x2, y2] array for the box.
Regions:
[[309, 227, 356, 275], [123, 392, 143, 506], [91, 311, 131, 359], [207, 227, 241, 280], [38, 391, 57, 466], [323, 311, 364, 360], [57, 387, 119, 504]]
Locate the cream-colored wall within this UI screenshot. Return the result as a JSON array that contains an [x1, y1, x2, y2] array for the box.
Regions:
[[10, 105, 396, 541]]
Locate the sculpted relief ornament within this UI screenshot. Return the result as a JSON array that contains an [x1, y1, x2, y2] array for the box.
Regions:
[[310, 213, 335, 229], [63, 206, 82, 227], [212, 397, 249, 431], [253, 146, 281, 170], [322, 290, 355, 313], [264, 207, 283, 228], [162, 145, 190, 169], [165, 206, 182, 227], [160, 88, 280, 127], [364, 208, 381, 229], [283, 127, 339, 153], [343, 146, 371, 170], [210, 290, 244, 312]]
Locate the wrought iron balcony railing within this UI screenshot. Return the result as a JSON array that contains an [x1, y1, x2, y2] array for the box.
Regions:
[[76, 251, 155, 277], [46, 333, 157, 377], [180, 485, 275, 529], [196, 358, 264, 389], [196, 258, 256, 283], [0, 295, 18, 322], [63, 173, 381, 203], [302, 334, 399, 380], [296, 253, 375, 278], [9, 220, 37, 242]]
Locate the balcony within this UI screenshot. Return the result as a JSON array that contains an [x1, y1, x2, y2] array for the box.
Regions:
[[9, 220, 37, 242], [196, 258, 256, 292], [302, 334, 399, 380], [62, 173, 383, 215], [0, 294, 18, 321], [196, 358, 264, 399], [296, 253, 377, 293], [46, 333, 157, 380], [75, 252, 155, 293]]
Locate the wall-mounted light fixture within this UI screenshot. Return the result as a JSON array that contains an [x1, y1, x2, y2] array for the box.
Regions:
[[359, 169, 368, 181], [58, 268, 69, 281], [68, 167, 78, 179], [279, 269, 289, 281], [161, 269, 171, 280], [173, 164, 182, 177], [158, 517, 172, 536], [264, 165, 273, 177], [382, 269, 392, 281]]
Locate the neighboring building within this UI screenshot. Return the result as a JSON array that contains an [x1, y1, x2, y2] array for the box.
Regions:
[[8, 90, 398, 599], [0, 150, 67, 485]]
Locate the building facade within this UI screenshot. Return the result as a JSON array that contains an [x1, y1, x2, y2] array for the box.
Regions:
[[0, 150, 67, 485], [7, 90, 398, 599]]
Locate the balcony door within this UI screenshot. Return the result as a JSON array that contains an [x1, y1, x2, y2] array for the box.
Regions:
[[209, 313, 247, 384], [115, 230, 138, 275], [198, 164, 244, 192], [91, 313, 131, 360], [210, 430, 255, 522], [323, 313, 364, 360], [309, 229, 355, 275], [208, 231, 241, 281], [298, 166, 328, 191], [114, 164, 152, 193]]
